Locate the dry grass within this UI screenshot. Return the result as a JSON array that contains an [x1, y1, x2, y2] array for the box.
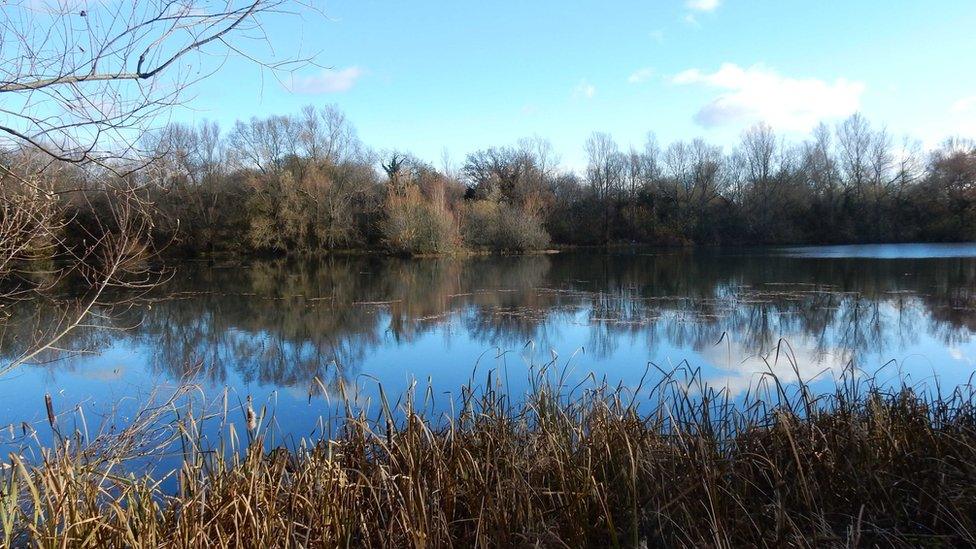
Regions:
[[3, 365, 976, 547]]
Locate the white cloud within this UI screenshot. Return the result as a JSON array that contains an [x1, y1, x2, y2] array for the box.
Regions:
[[628, 67, 655, 84], [573, 79, 596, 99], [698, 334, 853, 397], [686, 0, 720, 12], [942, 100, 976, 145], [949, 347, 975, 366], [951, 96, 976, 113], [649, 30, 665, 43], [672, 63, 865, 131], [290, 66, 364, 94]]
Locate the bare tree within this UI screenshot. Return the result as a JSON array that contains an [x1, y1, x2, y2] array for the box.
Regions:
[[805, 123, 840, 195], [1, 0, 314, 373], [688, 138, 724, 213], [291, 104, 358, 169], [926, 138, 976, 236], [230, 116, 294, 173], [585, 131, 623, 243], [518, 135, 559, 185], [662, 141, 691, 202], [585, 132, 622, 199], [463, 146, 530, 202], [1, 0, 309, 166], [641, 132, 661, 185], [893, 137, 924, 196], [624, 147, 643, 200], [739, 123, 778, 233], [145, 119, 230, 251], [836, 113, 873, 197], [512, 136, 559, 217]]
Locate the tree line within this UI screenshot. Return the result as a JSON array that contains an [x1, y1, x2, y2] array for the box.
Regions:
[[9, 105, 976, 258]]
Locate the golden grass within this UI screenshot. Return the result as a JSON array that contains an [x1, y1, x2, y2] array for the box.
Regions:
[[3, 365, 976, 547]]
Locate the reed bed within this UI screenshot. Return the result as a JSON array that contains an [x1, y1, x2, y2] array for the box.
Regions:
[[3, 364, 976, 548]]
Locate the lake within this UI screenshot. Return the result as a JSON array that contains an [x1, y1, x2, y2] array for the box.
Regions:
[[2, 243, 976, 446]]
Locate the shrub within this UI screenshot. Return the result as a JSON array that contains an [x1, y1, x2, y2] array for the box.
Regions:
[[381, 186, 458, 255], [462, 196, 550, 252]]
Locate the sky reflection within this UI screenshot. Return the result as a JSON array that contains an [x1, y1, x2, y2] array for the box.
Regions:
[[2, 245, 975, 445]]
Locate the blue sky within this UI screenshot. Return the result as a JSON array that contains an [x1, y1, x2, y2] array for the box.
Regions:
[[180, 0, 976, 168]]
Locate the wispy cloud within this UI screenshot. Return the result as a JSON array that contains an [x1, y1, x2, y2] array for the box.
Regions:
[[950, 347, 976, 366], [672, 63, 864, 131], [683, 0, 719, 27], [627, 68, 655, 84], [686, 0, 720, 12], [951, 96, 976, 113], [573, 79, 596, 99], [290, 66, 365, 94], [947, 96, 976, 141], [649, 30, 665, 43]]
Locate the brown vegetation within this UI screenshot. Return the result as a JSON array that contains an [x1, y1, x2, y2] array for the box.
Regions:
[[0, 0, 313, 371], [31, 110, 974, 261], [2, 369, 975, 546]]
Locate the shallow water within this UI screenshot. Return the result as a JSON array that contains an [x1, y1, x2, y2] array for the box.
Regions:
[[2, 244, 976, 447]]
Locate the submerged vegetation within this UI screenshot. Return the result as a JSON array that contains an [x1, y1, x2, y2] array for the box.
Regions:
[[3, 367, 976, 547]]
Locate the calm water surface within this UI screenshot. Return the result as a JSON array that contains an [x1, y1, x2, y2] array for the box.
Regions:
[[2, 244, 976, 445]]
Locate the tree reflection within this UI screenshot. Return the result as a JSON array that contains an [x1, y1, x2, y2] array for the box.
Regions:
[[2, 250, 975, 390]]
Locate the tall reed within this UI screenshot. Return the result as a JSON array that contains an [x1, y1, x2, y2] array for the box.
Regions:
[[2, 363, 975, 547]]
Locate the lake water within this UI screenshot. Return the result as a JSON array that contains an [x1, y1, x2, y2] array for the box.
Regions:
[[2, 244, 976, 447]]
